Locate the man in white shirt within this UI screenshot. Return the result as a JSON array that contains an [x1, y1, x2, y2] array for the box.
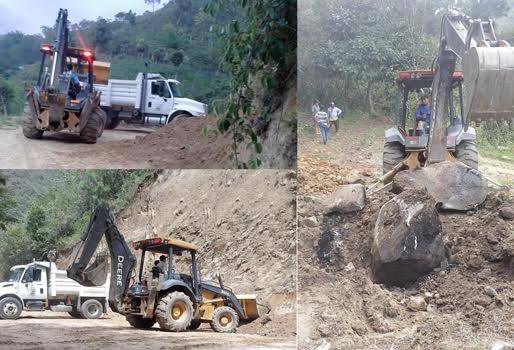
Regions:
[[327, 102, 342, 133]]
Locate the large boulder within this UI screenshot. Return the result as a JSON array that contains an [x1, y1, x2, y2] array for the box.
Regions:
[[324, 184, 366, 214], [371, 189, 445, 286], [392, 161, 487, 211]]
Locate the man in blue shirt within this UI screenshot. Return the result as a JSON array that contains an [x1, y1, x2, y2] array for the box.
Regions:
[[64, 63, 81, 99], [415, 96, 431, 134]]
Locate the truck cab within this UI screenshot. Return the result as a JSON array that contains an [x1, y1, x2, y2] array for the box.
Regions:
[[0, 261, 109, 320]]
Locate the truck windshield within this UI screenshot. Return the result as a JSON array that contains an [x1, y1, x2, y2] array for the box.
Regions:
[[6, 268, 24, 282], [169, 82, 183, 98]]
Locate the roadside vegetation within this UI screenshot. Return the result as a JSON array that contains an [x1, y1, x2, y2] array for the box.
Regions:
[[0, 170, 154, 278]]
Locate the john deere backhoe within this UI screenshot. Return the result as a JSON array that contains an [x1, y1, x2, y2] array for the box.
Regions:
[[383, 10, 514, 177], [23, 9, 106, 143], [66, 205, 259, 332]]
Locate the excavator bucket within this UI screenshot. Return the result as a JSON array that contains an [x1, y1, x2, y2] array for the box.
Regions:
[[463, 46, 514, 124]]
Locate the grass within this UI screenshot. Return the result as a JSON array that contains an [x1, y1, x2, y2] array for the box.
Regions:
[[477, 143, 514, 163], [0, 115, 20, 128]]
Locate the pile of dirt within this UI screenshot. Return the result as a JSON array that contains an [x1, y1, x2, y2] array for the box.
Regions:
[[81, 116, 235, 168], [109, 169, 297, 337], [298, 155, 371, 195], [298, 184, 514, 349]]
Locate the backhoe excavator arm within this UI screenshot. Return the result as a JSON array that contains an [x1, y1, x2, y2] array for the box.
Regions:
[[428, 10, 514, 165], [67, 205, 136, 313]]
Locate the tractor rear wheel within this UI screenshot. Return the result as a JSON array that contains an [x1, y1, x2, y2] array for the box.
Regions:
[[383, 141, 406, 174], [210, 306, 239, 333], [454, 140, 478, 170], [80, 107, 106, 144], [126, 315, 156, 329], [155, 291, 194, 332], [22, 104, 44, 139]]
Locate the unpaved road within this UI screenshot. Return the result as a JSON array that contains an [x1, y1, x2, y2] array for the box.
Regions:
[[0, 312, 295, 350], [0, 125, 154, 169]]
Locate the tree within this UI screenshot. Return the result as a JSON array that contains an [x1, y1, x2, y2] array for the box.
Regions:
[[170, 51, 184, 66], [144, 0, 161, 13], [94, 18, 113, 52], [0, 78, 15, 116], [0, 172, 16, 230]]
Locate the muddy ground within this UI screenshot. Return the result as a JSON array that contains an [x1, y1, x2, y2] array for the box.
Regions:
[[0, 116, 234, 169], [0, 311, 295, 350], [297, 113, 514, 349]]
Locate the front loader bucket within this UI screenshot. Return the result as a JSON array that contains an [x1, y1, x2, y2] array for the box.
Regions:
[[463, 46, 514, 124]]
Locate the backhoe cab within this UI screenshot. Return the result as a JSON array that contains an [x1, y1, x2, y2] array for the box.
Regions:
[[67, 206, 258, 333], [23, 8, 107, 143], [383, 69, 478, 173]]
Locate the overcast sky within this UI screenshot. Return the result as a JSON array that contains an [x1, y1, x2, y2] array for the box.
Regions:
[[0, 0, 164, 35]]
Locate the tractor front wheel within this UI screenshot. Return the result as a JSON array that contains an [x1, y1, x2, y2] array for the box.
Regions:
[[454, 140, 478, 170], [383, 141, 406, 174], [80, 107, 106, 144], [155, 291, 194, 332], [22, 104, 44, 139], [210, 306, 239, 333]]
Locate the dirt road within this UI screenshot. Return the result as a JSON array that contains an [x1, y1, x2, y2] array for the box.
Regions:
[[298, 113, 514, 187], [0, 116, 234, 169], [0, 312, 295, 350]]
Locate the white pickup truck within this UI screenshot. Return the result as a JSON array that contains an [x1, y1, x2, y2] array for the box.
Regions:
[[0, 261, 109, 320], [94, 73, 208, 129]]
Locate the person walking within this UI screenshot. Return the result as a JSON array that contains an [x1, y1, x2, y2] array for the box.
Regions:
[[311, 99, 321, 134], [315, 110, 329, 144], [327, 102, 342, 133]]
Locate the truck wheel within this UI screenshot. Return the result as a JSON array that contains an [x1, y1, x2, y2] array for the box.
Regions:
[[22, 104, 44, 139], [454, 140, 478, 170], [80, 299, 103, 319], [80, 107, 106, 143], [168, 113, 190, 123], [126, 315, 156, 329], [0, 297, 23, 320], [105, 111, 121, 130], [210, 306, 239, 333], [155, 291, 194, 332], [383, 141, 406, 174], [187, 319, 201, 330]]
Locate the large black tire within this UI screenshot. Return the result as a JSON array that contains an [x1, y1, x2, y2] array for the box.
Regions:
[[22, 104, 44, 139], [0, 296, 23, 320], [80, 107, 106, 144], [80, 299, 103, 319], [155, 291, 194, 332], [210, 306, 239, 333], [383, 141, 406, 174], [168, 113, 191, 123], [454, 140, 478, 170], [187, 319, 202, 330], [126, 315, 156, 329]]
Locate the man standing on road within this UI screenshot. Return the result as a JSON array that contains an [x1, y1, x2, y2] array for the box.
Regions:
[[327, 102, 342, 133], [315, 110, 329, 145], [311, 99, 321, 135]]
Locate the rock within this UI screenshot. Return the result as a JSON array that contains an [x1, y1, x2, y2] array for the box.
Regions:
[[407, 296, 427, 311], [371, 189, 445, 286], [484, 286, 498, 298], [499, 206, 514, 220], [344, 262, 355, 272], [392, 161, 487, 211], [302, 216, 319, 228], [324, 184, 366, 214]]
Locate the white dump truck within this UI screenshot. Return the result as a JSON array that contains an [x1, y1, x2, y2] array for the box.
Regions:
[[94, 72, 208, 129], [0, 261, 109, 320]]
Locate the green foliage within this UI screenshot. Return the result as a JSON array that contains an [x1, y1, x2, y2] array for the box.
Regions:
[[206, 0, 296, 168], [0, 173, 16, 230], [0, 170, 153, 278], [0, 77, 16, 116]]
